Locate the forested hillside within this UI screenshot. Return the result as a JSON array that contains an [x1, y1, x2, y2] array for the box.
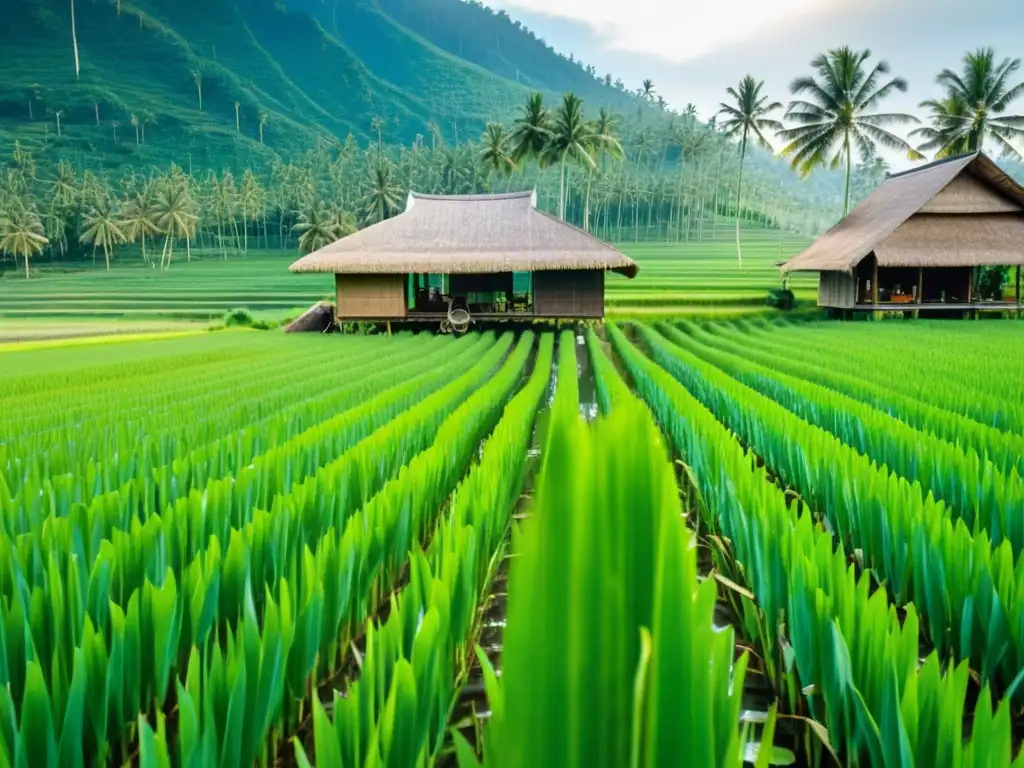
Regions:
[[0, 0, 637, 172], [0, 0, 862, 274]]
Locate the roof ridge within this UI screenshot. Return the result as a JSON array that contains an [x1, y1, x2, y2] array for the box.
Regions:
[[885, 151, 979, 180], [409, 190, 535, 202]]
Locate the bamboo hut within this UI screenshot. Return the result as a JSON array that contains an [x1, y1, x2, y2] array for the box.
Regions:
[[289, 190, 637, 330], [783, 152, 1024, 316]]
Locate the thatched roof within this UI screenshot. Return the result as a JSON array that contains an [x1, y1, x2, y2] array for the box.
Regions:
[[784, 152, 1024, 272], [289, 191, 638, 278]]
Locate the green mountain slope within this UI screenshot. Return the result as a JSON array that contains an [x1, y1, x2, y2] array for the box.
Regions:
[[0, 0, 633, 172]]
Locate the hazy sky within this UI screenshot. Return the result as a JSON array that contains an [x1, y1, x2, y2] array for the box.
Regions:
[[489, 0, 1023, 166]]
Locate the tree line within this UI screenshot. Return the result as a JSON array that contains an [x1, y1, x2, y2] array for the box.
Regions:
[[1, 45, 1019, 279], [0, 99, 815, 277]]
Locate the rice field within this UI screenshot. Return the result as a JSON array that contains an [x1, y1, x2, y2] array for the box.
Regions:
[[0, 228, 815, 322], [2, 318, 1023, 766]]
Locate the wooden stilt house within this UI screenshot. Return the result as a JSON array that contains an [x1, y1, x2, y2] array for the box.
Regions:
[[288, 191, 638, 329], [783, 152, 1024, 315]]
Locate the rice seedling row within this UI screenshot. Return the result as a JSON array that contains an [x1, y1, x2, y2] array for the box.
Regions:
[[660, 321, 1024, 556], [704, 321, 1024, 478], [0, 332, 512, 764], [3, 320, 1022, 768], [609, 322, 1024, 767], [630, 322, 1024, 700], [736, 321, 1024, 434], [289, 333, 556, 767], [1, 334, 447, 504]]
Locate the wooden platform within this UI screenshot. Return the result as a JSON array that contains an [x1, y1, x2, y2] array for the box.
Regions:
[[847, 302, 1021, 312], [338, 312, 603, 322]]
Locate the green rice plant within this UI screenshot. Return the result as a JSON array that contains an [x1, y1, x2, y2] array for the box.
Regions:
[[584, 327, 632, 415], [555, 328, 579, 414], [0, 333, 490, 538], [292, 333, 555, 767], [733, 320, 1024, 435], [0, 334, 454, 521], [470, 389, 749, 767], [663, 321, 1024, 556], [156, 332, 536, 765], [629, 322, 1024, 698], [702, 320, 1024, 479], [0, 333, 509, 765], [609, 323, 1024, 767]]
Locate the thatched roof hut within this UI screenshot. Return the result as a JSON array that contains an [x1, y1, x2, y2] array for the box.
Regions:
[[783, 152, 1024, 313], [289, 191, 637, 325], [290, 190, 638, 277]]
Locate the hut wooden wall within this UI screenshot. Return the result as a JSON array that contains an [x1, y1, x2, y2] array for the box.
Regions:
[[817, 271, 856, 308], [533, 269, 604, 317], [335, 274, 407, 319]]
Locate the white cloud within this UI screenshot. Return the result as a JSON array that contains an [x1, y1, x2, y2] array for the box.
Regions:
[[491, 0, 835, 63]]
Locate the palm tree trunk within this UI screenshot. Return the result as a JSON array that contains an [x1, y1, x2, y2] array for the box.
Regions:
[[161, 234, 169, 269], [735, 137, 747, 268], [104, 242, 110, 271], [70, 0, 80, 79], [219, 218, 226, 260], [141, 234, 147, 263], [24, 253, 30, 279], [843, 136, 853, 216], [558, 154, 567, 220], [711, 149, 722, 242], [583, 168, 593, 232], [186, 236, 191, 263]]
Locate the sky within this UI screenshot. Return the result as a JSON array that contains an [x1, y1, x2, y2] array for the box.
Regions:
[[488, 0, 1024, 168]]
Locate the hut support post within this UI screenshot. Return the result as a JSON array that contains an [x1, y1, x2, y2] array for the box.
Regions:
[[967, 268, 975, 320], [1016, 265, 1021, 317], [914, 267, 923, 319], [871, 258, 879, 320]]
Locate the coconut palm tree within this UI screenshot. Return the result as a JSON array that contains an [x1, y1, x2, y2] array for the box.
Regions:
[[70, 0, 80, 79], [361, 158, 403, 224], [293, 202, 346, 255], [910, 96, 973, 158], [911, 48, 1024, 159], [778, 46, 921, 216], [209, 170, 239, 258], [122, 186, 160, 263], [80, 195, 127, 271], [0, 202, 48, 278], [542, 92, 596, 221], [49, 108, 65, 136], [191, 69, 203, 110], [152, 180, 197, 268], [479, 123, 516, 187], [641, 79, 655, 101], [49, 160, 78, 210], [510, 92, 552, 164], [140, 111, 155, 143], [584, 107, 623, 232], [239, 169, 264, 254], [130, 114, 140, 144], [716, 75, 783, 266], [258, 110, 269, 144]]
